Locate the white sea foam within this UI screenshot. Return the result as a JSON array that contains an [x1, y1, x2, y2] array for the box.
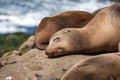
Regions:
[[0, 0, 114, 34]]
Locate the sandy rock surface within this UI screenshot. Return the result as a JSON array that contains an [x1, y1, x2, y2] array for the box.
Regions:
[[0, 48, 92, 80]]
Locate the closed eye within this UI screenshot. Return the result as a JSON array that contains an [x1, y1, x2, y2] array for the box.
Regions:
[[53, 37, 60, 42]]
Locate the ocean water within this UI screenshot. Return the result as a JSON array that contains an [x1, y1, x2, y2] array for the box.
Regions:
[[0, 0, 114, 35]]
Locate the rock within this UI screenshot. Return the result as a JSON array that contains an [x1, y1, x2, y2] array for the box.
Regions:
[[0, 63, 36, 80], [18, 48, 92, 80], [0, 50, 20, 67], [19, 36, 35, 55], [0, 48, 91, 80]]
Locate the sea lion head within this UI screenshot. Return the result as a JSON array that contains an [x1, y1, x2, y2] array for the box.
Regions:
[[45, 28, 84, 57]]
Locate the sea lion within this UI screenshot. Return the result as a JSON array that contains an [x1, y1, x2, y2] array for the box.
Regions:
[[61, 53, 120, 80], [45, 3, 120, 56], [35, 11, 94, 50]]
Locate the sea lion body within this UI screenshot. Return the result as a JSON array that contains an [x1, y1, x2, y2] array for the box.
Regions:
[[35, 11, 94, 49], [46, 3, 120, 56], [61, 54, 120, 80]]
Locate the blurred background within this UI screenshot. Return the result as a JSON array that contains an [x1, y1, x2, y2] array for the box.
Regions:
[[0, 0, 119, 56]]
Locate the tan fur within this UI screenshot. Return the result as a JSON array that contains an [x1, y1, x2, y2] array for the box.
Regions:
[[92, 7, 107, 15], [45, 3, 120, 56], [35, 11, 94, 50], [61, 54, 120, 80]]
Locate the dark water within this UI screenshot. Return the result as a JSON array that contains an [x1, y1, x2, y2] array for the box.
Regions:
[[0, 0, 113, 35]]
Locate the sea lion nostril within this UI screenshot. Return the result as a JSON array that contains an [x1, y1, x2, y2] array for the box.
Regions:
[[64, 30, 71, 33], [57, 48, 64, 53]]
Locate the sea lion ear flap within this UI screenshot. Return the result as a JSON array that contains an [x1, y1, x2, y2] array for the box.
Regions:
[[116, 43, 120, 56], [118, 42, 120, 52]]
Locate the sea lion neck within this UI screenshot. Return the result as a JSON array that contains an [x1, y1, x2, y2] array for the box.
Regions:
[[84, 8, 111, 36], [75, 28, 92, 51]]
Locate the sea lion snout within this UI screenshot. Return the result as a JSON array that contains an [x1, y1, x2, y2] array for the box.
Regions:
[[45, 46, 64, 56], [45, 47, 55, 56]]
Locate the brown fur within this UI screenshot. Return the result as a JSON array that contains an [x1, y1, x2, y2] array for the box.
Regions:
[[35, 11, 94, 50], [61, 54, 120, 80], [45, 3, 120, 56]]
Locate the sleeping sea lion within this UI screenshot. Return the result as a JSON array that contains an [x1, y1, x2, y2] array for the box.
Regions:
[[45, 3, 120, 56], [61, 53, 120, 80]]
